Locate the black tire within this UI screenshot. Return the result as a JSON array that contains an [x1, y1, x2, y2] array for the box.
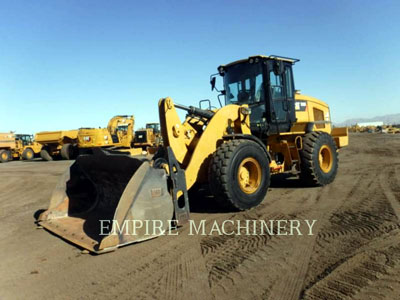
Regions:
[[0, 149, 11, 163], [299, 131, 338, 186], [209, 139, 270, 211], [61, 143, 76, 160], [22, 148, 34, 160], [40, 149, 53, 161]]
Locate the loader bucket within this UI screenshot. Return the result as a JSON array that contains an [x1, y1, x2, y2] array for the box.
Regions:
[[38, 148, 174, 253]]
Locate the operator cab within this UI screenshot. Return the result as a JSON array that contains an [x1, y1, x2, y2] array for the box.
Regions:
[[212, 55, 298, 137], [146, 123, 160, 134], [15, 134, 34, 146]]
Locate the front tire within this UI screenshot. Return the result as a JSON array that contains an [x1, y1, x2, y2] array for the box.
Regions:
[[299, 132, 338, 186], [209, 139, 270, 211], [22, 148, 34, 160]]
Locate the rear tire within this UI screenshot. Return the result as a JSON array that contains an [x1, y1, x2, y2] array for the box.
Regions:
[[299, 131, 338, 186], [0, 150, 11, 163], [61, 143, 76, 160], [209, 139, 270, 211], [40, 149, 53, 161], [22, 148, 34, 160]]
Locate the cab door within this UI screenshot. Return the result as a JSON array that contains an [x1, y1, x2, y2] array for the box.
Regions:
[[267, 62, 296, 133]]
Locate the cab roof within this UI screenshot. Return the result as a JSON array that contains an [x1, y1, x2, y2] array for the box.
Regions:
[[218, 55, 300, 70]]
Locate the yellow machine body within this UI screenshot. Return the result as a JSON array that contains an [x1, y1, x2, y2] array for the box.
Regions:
[[77, 115, 135, 149], [35, 130, 78, 159], [38, 55, 349, 253], [266, 93, 348, 173], [133, 123, 162, 149], [0, 132, 15, 150], [159, 97, 348, 184], [385, 126, 400, 134], [0, 132, 42, 162], [159, 98, 252, 189]]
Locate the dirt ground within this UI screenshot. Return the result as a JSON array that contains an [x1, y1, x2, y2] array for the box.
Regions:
[[1, 133, 400, 300]]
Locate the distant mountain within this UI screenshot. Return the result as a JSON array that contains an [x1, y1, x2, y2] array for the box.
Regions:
[[335, 113, 400, 127]]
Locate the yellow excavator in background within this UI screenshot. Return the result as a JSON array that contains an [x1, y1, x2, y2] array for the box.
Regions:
[[38, 55, 349, 253], [37, 116, 141, 161], [73, 115, 142, 158]]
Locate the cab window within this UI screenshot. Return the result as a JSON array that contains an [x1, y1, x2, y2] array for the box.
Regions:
[[269, 72, 284, 100], [284, 67, 294, 98]]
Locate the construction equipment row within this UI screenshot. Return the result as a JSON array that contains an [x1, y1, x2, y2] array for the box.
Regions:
[[0, 118, 161, 162], [348, 124, 400, 133]]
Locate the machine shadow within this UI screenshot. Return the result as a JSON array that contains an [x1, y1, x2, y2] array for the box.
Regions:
[[188, 173, 313, 214], [33, 209, 46, 221], [188, 184, 234, 214], [270, 173, 313, 189]]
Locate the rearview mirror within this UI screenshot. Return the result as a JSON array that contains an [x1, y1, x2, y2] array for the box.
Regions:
[[273, 61, 284, 76], [210, 76, 216, 91]]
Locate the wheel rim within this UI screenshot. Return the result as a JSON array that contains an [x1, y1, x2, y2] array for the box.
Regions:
[[237, 157, 262, 194], [319, 145, 333, 173], [27, 151, 33, 159], [1, 152, 8, 160]]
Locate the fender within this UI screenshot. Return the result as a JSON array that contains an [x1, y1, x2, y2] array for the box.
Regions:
[[223, 134, 272, 162]]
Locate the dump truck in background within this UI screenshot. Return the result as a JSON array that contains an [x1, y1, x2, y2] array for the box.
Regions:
[[0, 132, 42, 162], [38, 54, 349, 253], [35, 130, 78, 161]]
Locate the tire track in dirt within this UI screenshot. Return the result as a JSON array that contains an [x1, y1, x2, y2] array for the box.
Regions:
[[300, 169, 375, 296], [379, 166, 400, 220], [200, 212, 283, 289], [199, 199, 302, 298], [301, 140, 400, 300], [201, 176, 352, 300], [302, 230, 400, 300], [267, 173, 366, 300], [76, 226, 212, 300], [265, 192, 323, 300], [317, 222, 399, 241], [317, 175, 400, 241], [395, 164, 400, 191], [1, 212, 212, 300]]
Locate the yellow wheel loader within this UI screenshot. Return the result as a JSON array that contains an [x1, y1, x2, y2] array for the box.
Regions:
[[0, 133, 42, 162], [35, 130, 78, 161], [38, 55, 348, 253], [133, 123, 162, 153], [385, 126, 400, 134]]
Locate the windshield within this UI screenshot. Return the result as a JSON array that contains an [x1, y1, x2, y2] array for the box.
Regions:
[[117, 125, 129, 132], [146, 123, 160, 133], [224, 63, 264, 106], [16, 134, 33, 145]]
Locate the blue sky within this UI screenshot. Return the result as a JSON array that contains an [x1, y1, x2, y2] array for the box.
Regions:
[[1, 0, 399, 133]]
